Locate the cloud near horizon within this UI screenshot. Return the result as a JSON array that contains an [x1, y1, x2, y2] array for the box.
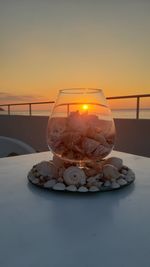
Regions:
[[0, 91, 45, 104]]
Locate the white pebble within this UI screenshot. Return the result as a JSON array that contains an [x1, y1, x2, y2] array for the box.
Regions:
[[87, 177, 97, 183], [32, 178, 40, 185], [104, 180, 111, 187], [96, 181, 103, 188], [78, 186, 88, 192], [125, 169, 135, 182], [128, 169, 135, 177], [57, 177, 63, 183], [53, 183, 66, 191], [35, 173, 40, 178], [28, 172, 36, 182], [66, 185, 77, 192], [125, 175, 134, 183], [89, 186, 99, 192], [111, 181, 120, 189], [121, 169, 128, 175], [117, 178, 127, 186], [44, 179, 56, 188]]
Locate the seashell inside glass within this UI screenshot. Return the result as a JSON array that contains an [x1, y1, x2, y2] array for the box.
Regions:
[[47, 88, 116, 164]]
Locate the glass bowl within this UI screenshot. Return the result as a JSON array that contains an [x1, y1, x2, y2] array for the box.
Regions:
[[47, 88, 115, 164]]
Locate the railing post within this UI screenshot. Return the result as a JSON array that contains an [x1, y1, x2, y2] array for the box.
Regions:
[[67, 104, 69, 116], [29, 104, 32, 116], [136, 97, 140, 119], [8, 105, 10, 115]]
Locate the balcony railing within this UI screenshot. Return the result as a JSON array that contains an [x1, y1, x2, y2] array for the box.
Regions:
[[0, 94, 150, 119], [107, 94, 150, 119]]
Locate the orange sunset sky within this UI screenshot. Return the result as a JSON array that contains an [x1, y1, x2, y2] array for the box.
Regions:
[[0, 0, 150, 108]]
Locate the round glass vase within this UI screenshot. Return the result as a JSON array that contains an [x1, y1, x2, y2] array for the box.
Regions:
[[47, 88, 115, 165]]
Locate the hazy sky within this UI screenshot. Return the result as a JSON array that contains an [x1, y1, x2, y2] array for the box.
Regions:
[[0, 0, 150, 103]]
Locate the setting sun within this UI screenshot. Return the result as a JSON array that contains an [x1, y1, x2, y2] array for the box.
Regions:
[[82, 104, 89, 111]]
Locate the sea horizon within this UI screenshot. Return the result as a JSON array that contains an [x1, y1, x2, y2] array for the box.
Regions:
[[0, 108, 150, 119]]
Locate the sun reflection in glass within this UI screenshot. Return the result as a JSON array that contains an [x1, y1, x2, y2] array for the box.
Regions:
[[82, 104, 89, 111]]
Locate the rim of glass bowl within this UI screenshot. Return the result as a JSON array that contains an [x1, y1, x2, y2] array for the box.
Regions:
[[59, 88, 103, 94]]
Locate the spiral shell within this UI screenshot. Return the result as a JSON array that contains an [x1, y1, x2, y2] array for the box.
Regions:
[[35, 161, 58, 178], [63, 166, 86, 186]]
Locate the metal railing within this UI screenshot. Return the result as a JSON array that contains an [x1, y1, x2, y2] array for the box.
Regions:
[[107, 94, 150, 119], [0, 101, 55, 116], [0, 94, 150, 119]]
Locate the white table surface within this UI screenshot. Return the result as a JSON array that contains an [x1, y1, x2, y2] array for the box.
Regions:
[[0, 151, 150, 267]]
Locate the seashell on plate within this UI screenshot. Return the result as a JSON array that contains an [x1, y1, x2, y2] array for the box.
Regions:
[[44, 179, 57, 188], [57, 177, 63, 183], [63, 166, 86, 186], [104, 180, 111, 187], [35, 161, 58, 178], [124, 169, 135, 182], [78, 186, 88, 192], [111, 181, 120, 189], [117, 178, 127, 186], [28, 171, 36, 182], [86, 173, 102, 187], [53, 183, 66, 191], [103, 164, 121, 180], [121, 169, 128, 175], [84, 167, 98, 177], [32, 178, 40, 185], [66, 185, 77, 192], [87, 174, 100, 184], [89, 186, 99, 192], [96, 181, 103, 189], [104, 157, 123, 170]]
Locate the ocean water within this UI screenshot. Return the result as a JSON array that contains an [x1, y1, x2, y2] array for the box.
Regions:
[[0, 109, 150, 119]]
